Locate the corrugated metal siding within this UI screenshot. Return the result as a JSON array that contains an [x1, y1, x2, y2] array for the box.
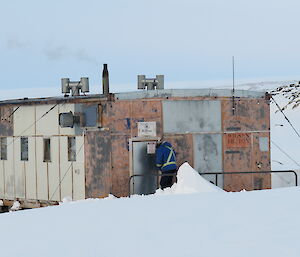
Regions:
[[72, 136, 85, 200], [0, 103, 86, 204], [14, 106, 35, 136], [36, 105, 59, 136]]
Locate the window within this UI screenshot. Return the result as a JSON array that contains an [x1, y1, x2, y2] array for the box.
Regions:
[[83, 105, 98, 127], [0, 137, 7, 160], [43, 138, 51, 162], [21, 137, 28, 161], [68, 137, 76, 161]]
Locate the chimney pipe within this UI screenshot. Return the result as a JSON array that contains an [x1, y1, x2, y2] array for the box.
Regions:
[[102, 64, 109, 95]]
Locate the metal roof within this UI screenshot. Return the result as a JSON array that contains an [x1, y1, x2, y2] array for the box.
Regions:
[[0, 88, 266, 106]]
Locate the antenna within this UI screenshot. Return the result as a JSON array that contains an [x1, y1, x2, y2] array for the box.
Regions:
[[232, 56, 235, 115]]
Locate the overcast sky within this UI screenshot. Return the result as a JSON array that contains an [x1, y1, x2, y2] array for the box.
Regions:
[[1, 0, 300, 95], [1, 1, 300, 170]]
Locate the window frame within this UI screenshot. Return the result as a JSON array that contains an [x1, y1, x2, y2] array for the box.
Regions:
[[43, 138, 51, 162], [0, 137, 7, 160], [68, 136, 76, 162], [20, 137, 29, 161]]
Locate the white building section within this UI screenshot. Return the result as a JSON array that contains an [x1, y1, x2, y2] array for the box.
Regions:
[[0, 104, 85, 203]]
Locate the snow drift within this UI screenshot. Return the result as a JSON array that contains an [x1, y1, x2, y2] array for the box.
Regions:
[[155, 162, 224, 195]]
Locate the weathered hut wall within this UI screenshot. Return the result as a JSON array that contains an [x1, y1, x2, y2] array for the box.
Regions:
[[222, 98, 271, 191], [0, 106, 14, 136]]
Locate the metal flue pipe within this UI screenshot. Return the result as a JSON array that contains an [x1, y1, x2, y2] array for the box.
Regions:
[[102, 64, 109, 95]]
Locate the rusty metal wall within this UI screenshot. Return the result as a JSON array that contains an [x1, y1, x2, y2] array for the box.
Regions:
[[222, 98, 270, 132], [222, 98, 271, 191], [0, 107, 13, 136], [102, 100, 162, 138], [84, 100, 163, 197], [84, 130, 111, 198], [110, 135, 130, 197]]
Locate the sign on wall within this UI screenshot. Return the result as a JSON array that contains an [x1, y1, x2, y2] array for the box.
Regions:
[[147, 142, 156, 154], [225, 133, 251, 148], [138, 122, 156, 137]]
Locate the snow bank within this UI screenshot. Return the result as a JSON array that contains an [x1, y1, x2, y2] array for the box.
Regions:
[[1, 185, 300, 257], [155, 162, 224, 195], [10, 201, 21, 211]]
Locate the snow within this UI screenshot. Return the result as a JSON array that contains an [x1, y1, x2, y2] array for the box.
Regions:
[[10, 201, 21, 211], [0, 163, 300, 257], [155, 162, 224, 195]]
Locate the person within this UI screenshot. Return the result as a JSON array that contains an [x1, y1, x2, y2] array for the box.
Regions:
[[155, 140, 177, 189]]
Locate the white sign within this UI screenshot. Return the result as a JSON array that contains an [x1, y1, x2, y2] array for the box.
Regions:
[[138, 122, 156, 137], [147, 142, 156, 154]]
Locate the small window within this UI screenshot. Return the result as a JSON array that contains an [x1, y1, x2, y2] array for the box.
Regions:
[[21, 137, 28, 161], [43, 138, 51, 162], [0, 137, 7, 160], [68, 137, 76, 161], [83, 105, 98, 127]]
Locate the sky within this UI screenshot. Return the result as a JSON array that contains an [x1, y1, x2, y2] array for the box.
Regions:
[[1, 0, 300, 95], [1, 1, 300, 171]]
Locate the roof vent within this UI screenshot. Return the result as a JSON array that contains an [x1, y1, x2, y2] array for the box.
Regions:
[[61, 77, 89, 96], [137, 75, 164, 90]]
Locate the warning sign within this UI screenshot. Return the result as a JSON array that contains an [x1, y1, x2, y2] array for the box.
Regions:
[[225, 133, 251, 148]]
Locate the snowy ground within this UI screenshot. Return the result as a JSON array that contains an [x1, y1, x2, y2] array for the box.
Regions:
[[1, 163, 300, 257]]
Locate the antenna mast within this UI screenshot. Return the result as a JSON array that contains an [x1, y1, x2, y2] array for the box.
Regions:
[[232, 56, 235, 115]]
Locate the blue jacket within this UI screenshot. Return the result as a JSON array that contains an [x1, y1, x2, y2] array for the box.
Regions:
[[155, 141, 177, 172]]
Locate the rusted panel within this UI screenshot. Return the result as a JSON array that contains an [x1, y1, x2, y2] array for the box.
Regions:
[[164, 134, 193, 168], [251, 132, 271, 189], [102, 101, 131, 133], [84, 131, 111, 198], [222, 98, 270, 191], [225, 133, 251, 148], [110, 135, 130, 197], [223, 132, 271, 191], [130, 101, 162, 137], [102, 100, 162, 138], [0, 107, 14, 136], [223, 132, 253, 191], [222, 99, 270, 131]]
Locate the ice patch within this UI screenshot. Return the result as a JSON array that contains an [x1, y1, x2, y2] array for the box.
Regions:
[[155, 162, 224, 195]]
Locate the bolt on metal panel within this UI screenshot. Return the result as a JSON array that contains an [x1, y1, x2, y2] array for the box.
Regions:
[[162, 100, 221, 133]]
